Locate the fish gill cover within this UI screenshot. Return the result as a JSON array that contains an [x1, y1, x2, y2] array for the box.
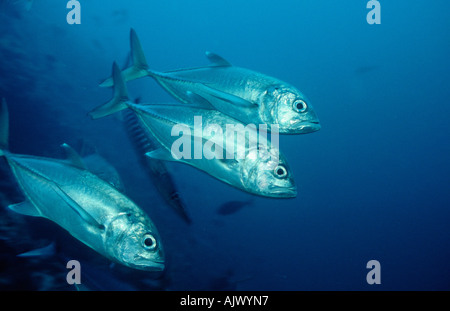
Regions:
[[0, 0, 449, 291]]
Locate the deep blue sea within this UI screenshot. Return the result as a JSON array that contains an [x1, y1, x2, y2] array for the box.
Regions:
[[0, 0, 449, 291]]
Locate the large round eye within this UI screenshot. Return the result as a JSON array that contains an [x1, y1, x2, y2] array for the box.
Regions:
[[142, 234, 157, 251], [274, 165, 288, 179], [293, 99, 307, 113]]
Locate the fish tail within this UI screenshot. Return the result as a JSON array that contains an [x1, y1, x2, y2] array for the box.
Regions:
[[88, 62, 130, 119], [99, 28, 151, 87], [0, 97, 9, 156]]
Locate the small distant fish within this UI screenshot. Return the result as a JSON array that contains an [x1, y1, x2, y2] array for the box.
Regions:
[[217, 199, 253, 216], [0, 98, 164, 271], [99, 28, 321, 135]]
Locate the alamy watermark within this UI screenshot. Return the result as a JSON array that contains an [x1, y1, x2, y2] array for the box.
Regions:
[[66, 259, 81, 285], [170, 116, 280, 170], [66, 0, 81, 25], [366, 259, 381, 285], [366, 0, 381, 25]]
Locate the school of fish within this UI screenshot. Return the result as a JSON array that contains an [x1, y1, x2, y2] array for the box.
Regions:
[[0, 28, 320, 271]]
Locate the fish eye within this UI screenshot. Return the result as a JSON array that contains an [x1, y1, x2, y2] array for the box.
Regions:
[[293, 100, 307, 113], [142, 234, 157, 251], [274, 165, 288, 179]]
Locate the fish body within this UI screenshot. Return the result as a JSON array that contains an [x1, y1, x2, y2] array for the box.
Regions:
[[91, 63, 297, 198], [122, 109, 191, 223], [0, 99, 164, 271], [100, 29, 320, 134], [128, 103, 296, 198]]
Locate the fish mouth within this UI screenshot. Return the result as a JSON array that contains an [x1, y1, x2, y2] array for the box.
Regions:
[[268, 186, 297, 198], [131, 259, 165, 272], [287, 120, 321, 134], [130, 254, 165, 271], [146, 261, 165, 272]]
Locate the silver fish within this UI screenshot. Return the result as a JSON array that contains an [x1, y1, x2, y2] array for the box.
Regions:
[[91, 63, 297, 198], [99, 28, 321, 134], [0, 98, 164, 271]]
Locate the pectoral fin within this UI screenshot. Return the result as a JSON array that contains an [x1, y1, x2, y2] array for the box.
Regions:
[[50, 182, 105, 231], [201, 85, 258, 108], [186, 91, 216, 110]]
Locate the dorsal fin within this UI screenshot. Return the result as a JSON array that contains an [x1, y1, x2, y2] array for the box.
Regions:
[[205, 51, 232, 67], [60, 143, 87, 170]]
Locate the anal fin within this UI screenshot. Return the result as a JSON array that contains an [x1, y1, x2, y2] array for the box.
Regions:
[[8, 201, 41, 217]]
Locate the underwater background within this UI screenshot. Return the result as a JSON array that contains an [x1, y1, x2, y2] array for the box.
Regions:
[[0, 0, 449, 291]]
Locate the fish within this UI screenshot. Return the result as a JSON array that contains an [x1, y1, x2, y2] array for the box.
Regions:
[[0, 98, 165, 271], [216, 199, 253, 216], [99, 28, 321, 135], [90, 63, 297, 198], [122, 108, 192, 223]]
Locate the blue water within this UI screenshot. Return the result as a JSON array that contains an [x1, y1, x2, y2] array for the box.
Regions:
[[0, 0, 449, 290]]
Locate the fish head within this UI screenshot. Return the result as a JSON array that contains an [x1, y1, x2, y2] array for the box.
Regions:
[[262, 85, 320, 134], [105, 211, 165, 271], [242, 145, 297, 198]]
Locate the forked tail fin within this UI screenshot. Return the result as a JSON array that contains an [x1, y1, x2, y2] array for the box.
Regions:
[[99, 28, 150, 87], [89, 62, 130, 119], [0, 98, 9, 155]]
